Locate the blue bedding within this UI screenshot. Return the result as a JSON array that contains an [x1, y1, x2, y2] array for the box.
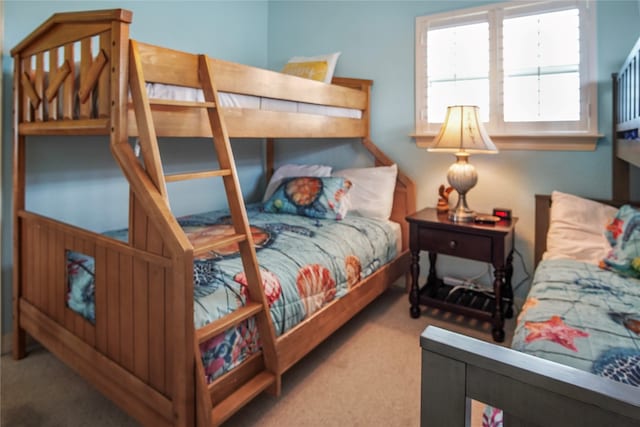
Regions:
[[67, 203, 398, 382], [512, 259, 640, 387]]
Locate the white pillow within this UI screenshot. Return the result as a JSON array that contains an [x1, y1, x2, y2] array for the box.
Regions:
[[332, 164, 397, 220], [543, 190, 618, 264], [281, 52, 341, 84], [262, 164, 332, 202]]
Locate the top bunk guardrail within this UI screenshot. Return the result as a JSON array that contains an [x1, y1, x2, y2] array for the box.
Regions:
[[12, 8, 372, 140], [614, 35, 640, 169], [127, 41, 371, 139]]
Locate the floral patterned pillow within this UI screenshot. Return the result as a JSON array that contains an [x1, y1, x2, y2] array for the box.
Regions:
[[263, 176, 351, 220], [601, 204, 640, 278]]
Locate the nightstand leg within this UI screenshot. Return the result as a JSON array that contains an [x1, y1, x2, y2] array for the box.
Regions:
[[492, 267, 505, 342], [410, 250, 421, 318], [503, 251, 515, 319], [427, 252, 438, 297]]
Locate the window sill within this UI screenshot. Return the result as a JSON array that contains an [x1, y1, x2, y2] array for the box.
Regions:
[[412, 132, 603, 151]]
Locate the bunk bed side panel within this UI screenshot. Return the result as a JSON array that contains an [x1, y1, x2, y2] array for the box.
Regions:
[[16, 212, 177, 425]]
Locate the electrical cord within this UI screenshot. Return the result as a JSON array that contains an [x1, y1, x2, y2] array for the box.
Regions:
[[512, 246, 531, 294], [445, 248, 531, 305]]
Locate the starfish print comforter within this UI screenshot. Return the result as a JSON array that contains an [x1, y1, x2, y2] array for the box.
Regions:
[[66, 203, 398, 383], [511, 259, 640, 387]]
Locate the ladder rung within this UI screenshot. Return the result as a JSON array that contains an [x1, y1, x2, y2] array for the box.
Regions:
[[192, 233, 246, 257], [196, 302, 263, 344], [148, 98, 216, 109], [210, 371, 276, 425], [165, 169, 231, 182]]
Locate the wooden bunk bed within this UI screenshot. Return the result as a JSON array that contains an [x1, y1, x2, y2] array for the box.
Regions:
[[419, 34, 640, 427], [10, 9, 416, 427]]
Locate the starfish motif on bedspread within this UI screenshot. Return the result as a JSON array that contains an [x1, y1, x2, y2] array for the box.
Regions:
[[517, 297, 538, 323], [606, 217, 624, 240], [524, 315, 589, 352]]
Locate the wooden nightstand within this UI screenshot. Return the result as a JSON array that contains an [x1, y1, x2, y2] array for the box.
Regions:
[[406, 208, 517, 342]]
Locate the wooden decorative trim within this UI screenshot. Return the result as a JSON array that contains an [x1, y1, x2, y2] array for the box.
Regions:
[[79, 49, 108, 103], [21, 72, 41, 109], [44, 60, 71, 102]]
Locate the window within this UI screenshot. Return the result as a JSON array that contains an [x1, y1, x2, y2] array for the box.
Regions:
[[415, 1, 598, 150]]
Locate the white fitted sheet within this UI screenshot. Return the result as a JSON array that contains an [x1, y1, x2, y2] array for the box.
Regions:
[[145, 83, 362, 119]]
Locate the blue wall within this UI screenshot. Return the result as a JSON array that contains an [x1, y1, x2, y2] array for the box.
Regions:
[[267, 0, 640, 293], [2, 1, 639, 335]]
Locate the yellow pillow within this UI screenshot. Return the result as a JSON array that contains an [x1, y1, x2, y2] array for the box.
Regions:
[[280, 52, 341, 84], [282, 61, 329, 82]]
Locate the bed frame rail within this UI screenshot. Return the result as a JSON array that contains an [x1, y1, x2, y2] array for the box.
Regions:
[[421, 326, 640, 427]]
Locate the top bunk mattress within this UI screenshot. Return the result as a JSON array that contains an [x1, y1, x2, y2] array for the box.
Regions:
[[146, 82, 363, 119]]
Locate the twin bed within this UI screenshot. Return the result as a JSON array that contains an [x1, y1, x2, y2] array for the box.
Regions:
[[421, 33, 640, 427], [11, 9, 416, 427]]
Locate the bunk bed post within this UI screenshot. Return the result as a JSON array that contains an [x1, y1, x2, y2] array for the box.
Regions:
[[332, 77, 416, 253], [611, 72, 630, 201], [12, 54, 27, 360], [265, 138, 275, 183], [113, 32, 195, 427]]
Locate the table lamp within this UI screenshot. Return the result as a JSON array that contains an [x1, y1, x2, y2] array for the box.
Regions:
[[428, 105, 498, 222]]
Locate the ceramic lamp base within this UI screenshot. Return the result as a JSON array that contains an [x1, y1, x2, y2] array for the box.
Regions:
[[446, 154, 477, 222], [448, 192, 475, 222]]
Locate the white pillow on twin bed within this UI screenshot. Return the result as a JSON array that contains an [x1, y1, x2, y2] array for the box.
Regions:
[[543, 190, 618, 265], [262, 164, 332, 202], [281, 52, 341, 84], [332, 164, 397, 220]]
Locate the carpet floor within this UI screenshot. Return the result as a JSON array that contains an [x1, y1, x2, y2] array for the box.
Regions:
[[1, 284, 514, 426]]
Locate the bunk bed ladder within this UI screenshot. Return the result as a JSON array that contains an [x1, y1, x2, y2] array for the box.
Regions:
[[128, 41, 280, 426], [195, 54, 281, 427]]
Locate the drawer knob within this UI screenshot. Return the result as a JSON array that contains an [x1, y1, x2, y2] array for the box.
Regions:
[[449, 240, 457, 249]]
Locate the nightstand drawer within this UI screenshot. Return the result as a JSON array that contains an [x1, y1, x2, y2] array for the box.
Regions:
[[419, 228, 492, 261]]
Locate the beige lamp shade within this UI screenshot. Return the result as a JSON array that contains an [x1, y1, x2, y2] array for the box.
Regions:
[[428, 105, 497, 222], [428, 105, 498, 154]]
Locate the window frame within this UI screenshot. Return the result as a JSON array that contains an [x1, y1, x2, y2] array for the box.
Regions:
[[414, 0, 600, 151]]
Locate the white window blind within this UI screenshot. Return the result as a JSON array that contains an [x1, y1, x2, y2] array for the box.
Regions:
[[503, 8, 580, 122], [415, 1, 598, 150], [427, 21, 490, 123]]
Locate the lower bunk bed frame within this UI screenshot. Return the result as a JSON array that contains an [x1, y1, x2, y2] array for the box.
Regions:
[[419, 45, 640, 426], [10, 9, 416, 427]]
